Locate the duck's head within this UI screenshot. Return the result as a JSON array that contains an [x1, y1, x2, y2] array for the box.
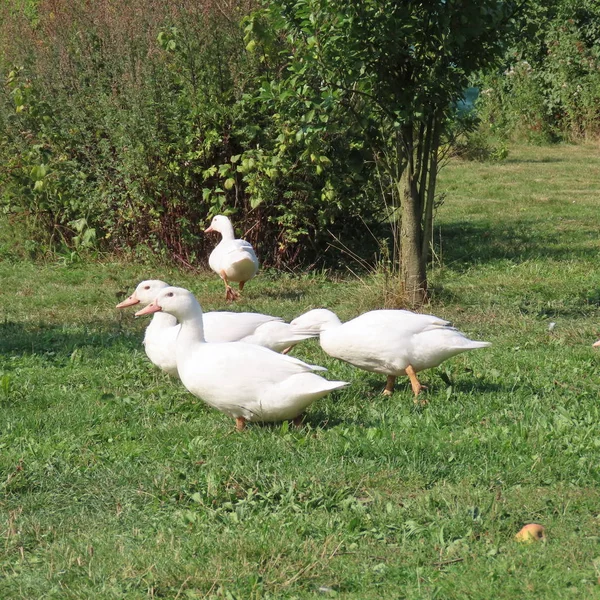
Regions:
[[205, 214, 232, 234], [289, 308, 342, 335], [135, 286, 201, 321], [116, 279, 170, 309]]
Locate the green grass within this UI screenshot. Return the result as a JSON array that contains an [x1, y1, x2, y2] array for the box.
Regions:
[[1, 144, 600, 599]]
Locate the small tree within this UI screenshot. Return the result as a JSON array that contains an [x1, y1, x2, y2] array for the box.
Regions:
[[247, 0, 520, 305]]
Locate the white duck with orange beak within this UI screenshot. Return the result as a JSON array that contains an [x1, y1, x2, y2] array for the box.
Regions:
[[205, 215, 259, 301], [135, 287, 348, 430], [117, 280, 317, 377]]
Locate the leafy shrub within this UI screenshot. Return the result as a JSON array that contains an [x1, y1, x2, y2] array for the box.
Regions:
[[477, 0, 600, 142], [0, 0, 384, 268], [0, 1, 252, 257]]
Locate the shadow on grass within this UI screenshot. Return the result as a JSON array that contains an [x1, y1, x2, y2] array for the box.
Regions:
[[439, 219, 598, 272], [242, 403, 388, 431], [441, 379, 510, 395], [259, 288, 308, 302], [364, 374, 512, 396], [271, 412, 350, 430], [504, 157, 564, 164], [0, 319, 140, 357]]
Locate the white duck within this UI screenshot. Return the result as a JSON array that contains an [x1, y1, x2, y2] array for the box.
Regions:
[[205, 215, 259, 301], [117, 280, 180, 377], [594, 339, 600, 348], [135, 287, 348, 430], [289, 308, 491, 402], [116, 280, 317, 376]]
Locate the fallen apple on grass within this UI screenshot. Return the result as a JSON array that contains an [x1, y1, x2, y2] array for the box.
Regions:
[[515, 523, 546, 543]]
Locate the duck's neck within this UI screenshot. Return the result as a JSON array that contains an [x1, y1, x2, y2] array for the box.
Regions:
[[321, 313, 342, 331], [218, 220, 236, 242], [176, 305, 206, 357], [147, 311, 178, 331]]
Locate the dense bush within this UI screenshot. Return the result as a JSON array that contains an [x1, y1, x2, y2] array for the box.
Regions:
[[477, 0, 600, 142], [0, 0, 382, 267]]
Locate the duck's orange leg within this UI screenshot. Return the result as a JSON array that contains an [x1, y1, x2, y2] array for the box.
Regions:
[[406, 365, 427, 405], [382, 375, 396, 396], [235, 417, 247, 431], [220, 270, 239, 301]]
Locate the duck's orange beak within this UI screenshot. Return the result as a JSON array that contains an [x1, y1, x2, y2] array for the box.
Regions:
[[135, 301, 162, 317], [205, 225, 215, 233], [116, 294, 139, 309]]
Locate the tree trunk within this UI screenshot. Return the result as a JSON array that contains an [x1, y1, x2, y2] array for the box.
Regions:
[[400, 173, 427, 307]]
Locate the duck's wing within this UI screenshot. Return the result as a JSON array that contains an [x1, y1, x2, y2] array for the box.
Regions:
[[203, 311, 282, 343], [242, 321, 319, 352]]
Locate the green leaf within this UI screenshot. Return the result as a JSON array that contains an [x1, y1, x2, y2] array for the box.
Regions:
[[250, 196, 264, 209], [30, 164, 48, 180], [202, 166, 217, 180]]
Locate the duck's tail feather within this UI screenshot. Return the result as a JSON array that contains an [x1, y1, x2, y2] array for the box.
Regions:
[[462, 340, 492, 349]]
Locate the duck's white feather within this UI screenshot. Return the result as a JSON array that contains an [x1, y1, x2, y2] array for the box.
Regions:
[[149, 287, 347, 423], [239, 320, 319, 353], [176, 342, 336, 421], [143, 313, 180, 377], [203, 311, 281, 342], [290, 308, 490, 377], [144, 312, 286, 375], [121, 280, 311, 378]]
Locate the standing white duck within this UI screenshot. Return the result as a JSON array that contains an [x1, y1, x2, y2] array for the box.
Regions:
[[205, 215, 259, 301], [116, 280, 317, 376], [135, 287, 348, 430], [289, 308, 491, 402]]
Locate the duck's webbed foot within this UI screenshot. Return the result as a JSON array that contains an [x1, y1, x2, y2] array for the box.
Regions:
[[220, 270, 240, 302], [382, 375, 396, 396], [225, 285, 240, 302]]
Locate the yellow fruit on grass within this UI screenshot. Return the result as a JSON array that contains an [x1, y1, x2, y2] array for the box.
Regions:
[[515, 523, 546, 543]]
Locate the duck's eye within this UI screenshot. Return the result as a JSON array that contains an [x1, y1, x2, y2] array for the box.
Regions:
[[144, 286, 150, 290], [166, 292, 174, 297]]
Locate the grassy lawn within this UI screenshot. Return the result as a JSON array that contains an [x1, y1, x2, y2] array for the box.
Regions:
[[0, 144, 599, 599]]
